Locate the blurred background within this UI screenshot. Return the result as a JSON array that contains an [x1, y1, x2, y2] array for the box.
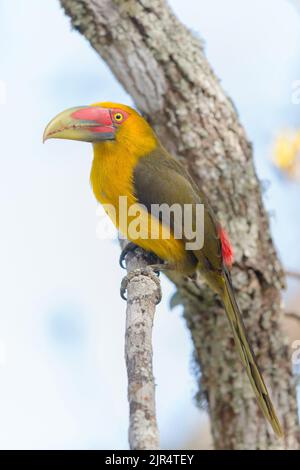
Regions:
[[0, 0, 300, 450]]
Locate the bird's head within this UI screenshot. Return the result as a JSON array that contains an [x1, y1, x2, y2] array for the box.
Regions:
[[43, 102, 158, 154]]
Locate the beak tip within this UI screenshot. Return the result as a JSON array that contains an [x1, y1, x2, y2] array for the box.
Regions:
[[43, 127, 49, 144], [43, 126, 52, 143]]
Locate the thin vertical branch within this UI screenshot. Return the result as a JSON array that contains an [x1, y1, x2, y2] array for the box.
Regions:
[[121, 242, 161, 449]]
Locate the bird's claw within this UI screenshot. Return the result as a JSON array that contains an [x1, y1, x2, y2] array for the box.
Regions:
[[149, 265, 161, 277], [119, 242, 139, 269], [120, 267, 162, 304]]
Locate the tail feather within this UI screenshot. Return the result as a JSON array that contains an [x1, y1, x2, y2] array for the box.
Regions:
[[222, 270, 283, 437]]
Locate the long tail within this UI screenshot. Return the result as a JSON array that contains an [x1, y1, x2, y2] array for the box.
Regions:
[[221, 270, 283, 437]]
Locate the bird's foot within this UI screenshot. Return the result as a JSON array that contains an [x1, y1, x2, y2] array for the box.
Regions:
[[120, 267, 162, 303], [119, 242, 140, 269], [146, 263, 176, 275], [119, 243, 162, 270]]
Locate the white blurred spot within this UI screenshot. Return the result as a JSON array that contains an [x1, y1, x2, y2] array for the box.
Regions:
[[0, 80, 7, 105], [0, 340, 7, 366]]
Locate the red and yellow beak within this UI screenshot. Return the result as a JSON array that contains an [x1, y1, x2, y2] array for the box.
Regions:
[[43, 106, 116, 143]]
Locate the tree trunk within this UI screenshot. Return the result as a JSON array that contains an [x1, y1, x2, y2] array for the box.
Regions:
[[59, 0, 300, 449]]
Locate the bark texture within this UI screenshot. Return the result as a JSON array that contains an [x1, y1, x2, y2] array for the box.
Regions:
[[121, 242, 161, 450], [59, 0, 300, 449]]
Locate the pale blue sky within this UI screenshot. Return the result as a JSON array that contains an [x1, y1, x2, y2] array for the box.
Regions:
[[0, 0, 299, 449]]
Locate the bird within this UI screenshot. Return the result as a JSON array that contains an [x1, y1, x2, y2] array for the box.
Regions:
[[44, 101, 283, 437]]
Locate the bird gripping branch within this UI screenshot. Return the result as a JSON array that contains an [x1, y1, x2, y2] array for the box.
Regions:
[[44, 102, 283, 437]]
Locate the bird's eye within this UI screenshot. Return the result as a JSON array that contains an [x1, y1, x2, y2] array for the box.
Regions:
[[114, 112, 123, 122]]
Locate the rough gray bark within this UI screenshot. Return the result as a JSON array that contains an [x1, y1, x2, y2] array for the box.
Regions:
[[59, 0, 300, 449], [120, 241, 161, 450]]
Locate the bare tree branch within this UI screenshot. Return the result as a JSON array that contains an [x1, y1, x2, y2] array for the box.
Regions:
[[286, 270, 300, 281], [59, 0, 300, 449], [285, 311, 300, 321], [120, 241, 161, 450]]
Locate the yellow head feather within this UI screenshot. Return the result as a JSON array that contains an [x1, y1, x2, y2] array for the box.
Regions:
[[91, 102, 158, 157]]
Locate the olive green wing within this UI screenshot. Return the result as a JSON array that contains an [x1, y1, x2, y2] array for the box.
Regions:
[[132, 146, 223, 271]]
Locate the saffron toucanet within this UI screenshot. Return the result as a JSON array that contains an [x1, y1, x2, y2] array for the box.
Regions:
[[44, 102, 283, 437]]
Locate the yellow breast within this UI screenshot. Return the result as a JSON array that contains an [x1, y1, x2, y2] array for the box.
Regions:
[[90, 141, 187, 266]]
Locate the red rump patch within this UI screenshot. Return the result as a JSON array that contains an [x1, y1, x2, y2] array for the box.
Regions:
[[218, 225, 234, 268]]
